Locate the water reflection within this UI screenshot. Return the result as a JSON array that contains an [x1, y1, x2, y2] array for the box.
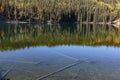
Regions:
[[0, 45, 120, 80], [0, 24, 120, 51], [0, 24, 120, 80]]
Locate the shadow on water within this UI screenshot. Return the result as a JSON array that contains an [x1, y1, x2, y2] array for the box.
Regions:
[[0, 23, 120, 51]]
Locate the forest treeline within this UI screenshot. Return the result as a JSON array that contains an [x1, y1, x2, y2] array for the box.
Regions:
[[0, 0, 120, 23]]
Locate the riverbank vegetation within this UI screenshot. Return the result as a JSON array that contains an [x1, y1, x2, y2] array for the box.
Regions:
[[0, 24, 120, 50], [0, 0, 120, 23]]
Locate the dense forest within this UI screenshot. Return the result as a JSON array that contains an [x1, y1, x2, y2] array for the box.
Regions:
[[0, 0, 120, 23], [0, 24, 120, 50]]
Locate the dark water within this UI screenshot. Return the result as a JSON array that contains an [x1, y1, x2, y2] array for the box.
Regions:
[[0, 23, 120, 80]]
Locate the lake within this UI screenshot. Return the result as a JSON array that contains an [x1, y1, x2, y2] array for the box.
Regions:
[[0, 23, 120, 80]]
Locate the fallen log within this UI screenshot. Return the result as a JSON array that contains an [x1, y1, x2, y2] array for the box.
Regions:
[[35, 58, 91, 80], [0, 65, 15, 80]]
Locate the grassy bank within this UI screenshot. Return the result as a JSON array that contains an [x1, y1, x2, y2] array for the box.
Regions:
[[0, 0, 120, 23]]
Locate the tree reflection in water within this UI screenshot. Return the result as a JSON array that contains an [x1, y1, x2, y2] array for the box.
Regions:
[[0, 23, 120, 51]]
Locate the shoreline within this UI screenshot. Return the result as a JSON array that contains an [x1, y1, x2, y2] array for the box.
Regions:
[[0, 15, 119, 26], [0, 20, 120, 27], [0, 20, 113, 24]]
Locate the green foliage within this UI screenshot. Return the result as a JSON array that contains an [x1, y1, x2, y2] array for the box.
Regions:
[[0, 0, 120, 22]]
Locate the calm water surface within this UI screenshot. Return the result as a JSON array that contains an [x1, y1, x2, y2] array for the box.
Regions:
[[0, 23, 120, 80]]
